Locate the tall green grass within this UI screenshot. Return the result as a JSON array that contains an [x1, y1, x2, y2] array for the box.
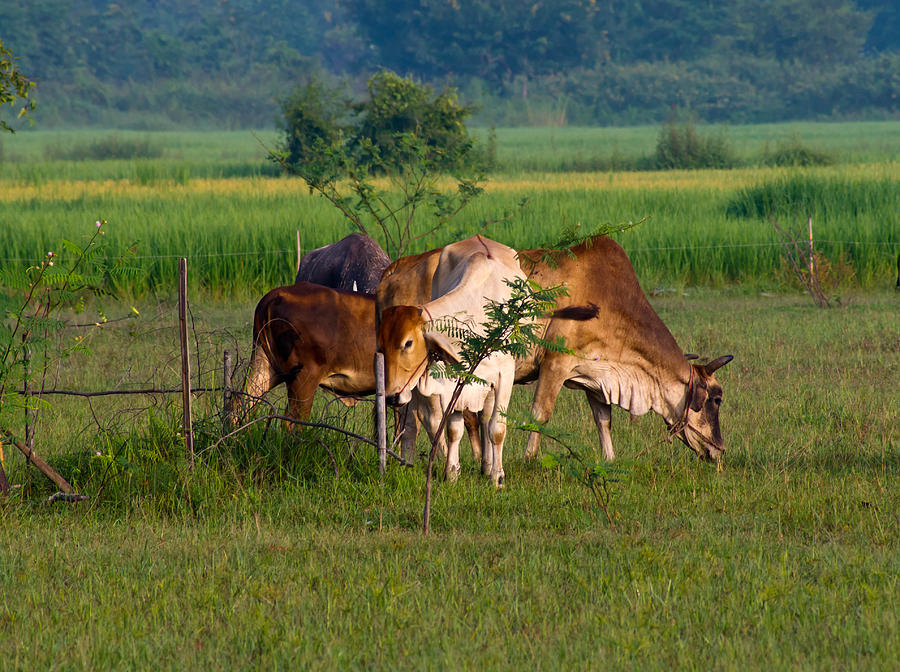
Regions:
[[0, 170, 896, 296]]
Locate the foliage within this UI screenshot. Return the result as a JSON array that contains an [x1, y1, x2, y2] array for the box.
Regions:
[[352, 71, 475, 172], [273, 75, 484, 259], [535, 427, 627, 527], [429, 278, 571, 388], [3, 1, 899, 127], [0, 39, 35, 132], [277, 77, 348, 172], [761, 138, 835, 167], [422, 276, 574, 533], [43, 134, 164, 161], [653, 112, 736, 169], [278, 70, 476, 176], [0, 220, 135, 442]]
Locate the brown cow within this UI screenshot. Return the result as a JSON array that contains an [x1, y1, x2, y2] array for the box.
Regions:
[[245, 282, 376, 421], [378, 236, 733, 464], [517, 236, 732, 463]]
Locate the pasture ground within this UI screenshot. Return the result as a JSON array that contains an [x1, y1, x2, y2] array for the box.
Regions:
[[1, 290, 897, 670]]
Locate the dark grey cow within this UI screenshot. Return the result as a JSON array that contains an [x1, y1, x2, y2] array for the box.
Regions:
[[295, 233, 390, 294]]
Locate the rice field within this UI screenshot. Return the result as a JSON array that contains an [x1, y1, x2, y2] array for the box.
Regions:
[[0, 158, 897, 297]]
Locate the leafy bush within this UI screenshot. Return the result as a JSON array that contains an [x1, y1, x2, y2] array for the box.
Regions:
[[761, 138, 834, 167], [278, 78, 348, 172], [45, 134, 164, 161], [652, 112, 736, 169], [278, 70, 476, 175]]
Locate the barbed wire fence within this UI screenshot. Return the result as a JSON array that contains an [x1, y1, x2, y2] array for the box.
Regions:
[[4, 237, 896, 501], [4, 259, 392, 503]]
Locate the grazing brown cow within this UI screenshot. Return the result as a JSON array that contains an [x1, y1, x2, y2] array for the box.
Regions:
[[245, 282, 376, 421], [295, 233, 390, 294], [378, 236, 733, 465], [517, 236, 732, 463]]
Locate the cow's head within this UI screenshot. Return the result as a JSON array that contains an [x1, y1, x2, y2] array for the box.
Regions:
[[377, 305, 460, 406], [673, 355, 733, 463]]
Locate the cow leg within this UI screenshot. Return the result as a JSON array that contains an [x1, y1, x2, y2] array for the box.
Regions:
[[285, 365, 323, 425], [585, 390, 615, 461], [479, 399, 494, 478], [243, 345, 279, 419], [416, 394, 448, 463], [396, 400, 419, 465], [525, 358, 570, 459], [463, 409, 482, 464], [487, 369, 514, 488], [444, 412, 463, 483]]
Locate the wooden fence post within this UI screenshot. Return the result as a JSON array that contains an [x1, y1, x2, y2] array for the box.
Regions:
[[24, 347, 34, 452], [374, 352, 387, 476], [223, 349, 234, 430], [0, 441, 8, 494], [296, 231, 302, 275], [178, 258, 194, 467]]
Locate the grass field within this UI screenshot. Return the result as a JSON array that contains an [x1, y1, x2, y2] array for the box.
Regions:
[[1, 124, 898, 669]]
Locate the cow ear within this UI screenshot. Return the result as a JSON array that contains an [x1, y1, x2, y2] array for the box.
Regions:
[[704, 355, 734, 376], [424, 331, 461, 365]]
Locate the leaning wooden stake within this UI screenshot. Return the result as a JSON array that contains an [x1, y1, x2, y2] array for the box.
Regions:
[[374, 352, 387, 476], [3, 430, 75, 494], [178, 258, 194, 467]]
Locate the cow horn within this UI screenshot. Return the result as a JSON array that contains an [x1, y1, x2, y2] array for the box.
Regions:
[[704, 355, 734, 374], [684, 353, 699, 360]]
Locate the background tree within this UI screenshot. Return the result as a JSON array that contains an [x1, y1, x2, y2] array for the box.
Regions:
[[0, 0, 896, 127], [0, 39, 35, 132]]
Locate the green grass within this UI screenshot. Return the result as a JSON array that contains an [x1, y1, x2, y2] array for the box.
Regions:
[[478, 121, 900, 171], [4, 121, 900, 175], [1, 290, 897, 669]]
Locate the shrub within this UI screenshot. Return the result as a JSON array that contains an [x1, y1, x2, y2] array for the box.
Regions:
[[278, 78, 349, 172], [652, 112, 735, 169], [45, 134, 164, 161], [761, 138, 835, 167], [278, 70, 476, 175]]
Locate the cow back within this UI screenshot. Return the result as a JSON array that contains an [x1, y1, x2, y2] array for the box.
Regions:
[[295, 233, 390, 294]]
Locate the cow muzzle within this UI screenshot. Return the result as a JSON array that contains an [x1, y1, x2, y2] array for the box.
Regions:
[[681, 425, 724, 465]]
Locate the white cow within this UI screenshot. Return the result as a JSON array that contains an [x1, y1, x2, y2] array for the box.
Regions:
[[376, 235, 525, 487]]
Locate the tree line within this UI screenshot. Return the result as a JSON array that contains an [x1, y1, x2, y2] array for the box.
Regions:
[[1, 0, 898, 128]]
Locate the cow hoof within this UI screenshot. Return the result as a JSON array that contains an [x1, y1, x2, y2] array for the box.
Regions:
[[493, 473, 504, 489], [445, 464, 461, 483]]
